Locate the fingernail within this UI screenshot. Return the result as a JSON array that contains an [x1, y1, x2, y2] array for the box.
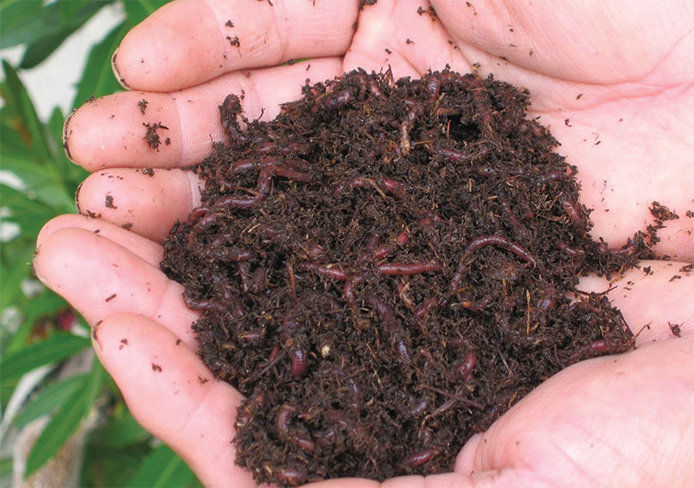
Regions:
[[111, 49, 129, 89], [62, 109, 76, 163], [74, 180, 84, 214], [91, 319, 103, 349]]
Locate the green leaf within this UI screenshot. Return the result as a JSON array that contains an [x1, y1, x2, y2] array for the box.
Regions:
[[93, 410, 149, 448], [0, 457, 12, 478], [73, 21, 128, 107], [0, 153, 75, 212], [0, 0, 111, 50], [0, 246, 34, 310], [3, 292, 69, 358], [13, 374, 88, 428], [81, 444, 150, 487], [0, 184, 57, 237], [0, 332, 90, 384], [124, 0, 169, 24], [24, 359, 104, 477], [20, 27, 76, 70], [0, 61, 52, 160], [128, 445, 196, 488], [0, 0, 44, 48]]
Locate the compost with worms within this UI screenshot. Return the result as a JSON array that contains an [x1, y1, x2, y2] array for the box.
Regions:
[[161, 69, 654, 486]]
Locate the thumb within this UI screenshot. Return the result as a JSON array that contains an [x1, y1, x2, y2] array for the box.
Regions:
[[301, 465, 539, 488]]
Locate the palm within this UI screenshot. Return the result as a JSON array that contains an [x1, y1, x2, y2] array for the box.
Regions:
[[35, 1, 693, 487]]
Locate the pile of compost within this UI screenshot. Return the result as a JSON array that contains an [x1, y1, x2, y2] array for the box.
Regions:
[[161, 69, 651, 486]]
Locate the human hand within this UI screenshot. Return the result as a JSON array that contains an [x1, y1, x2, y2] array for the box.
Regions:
[[34, 1, 694, 487]]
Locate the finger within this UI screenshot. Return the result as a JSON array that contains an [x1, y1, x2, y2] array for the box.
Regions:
[[37, 214, 163, 266], [75, 168, 201, 242], [65, 58, 341, 170], [303, 469, 537, 488], [92, 313, 254, 488], [344, 0, 469, 78], [33, 228, 197, 348], [578, 260, 694, 343], [455, 336, 694, 487], [114, 0, 357, 92], [431, 0, 694, 90], [537, 107, 694, 262]]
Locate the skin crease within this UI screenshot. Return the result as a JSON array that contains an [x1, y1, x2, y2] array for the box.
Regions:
[[34, 1, 693, 487]]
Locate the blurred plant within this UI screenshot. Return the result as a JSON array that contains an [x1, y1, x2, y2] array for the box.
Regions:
[[1, 1, 200, 485]]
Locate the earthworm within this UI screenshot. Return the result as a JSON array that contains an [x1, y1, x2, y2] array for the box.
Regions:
[[371, 244, 394, 260], [560, 197, 583, 225], [400, 107, 419, 155], [377, 260, 442, 275], [291, 349, 308, 377], [299, 262, 350, 280], [400, 448, 438, 468], [185, 207, 208, 224], [379, 177, 402, 193], [343, 275, 364, 309], [415, 297, 438, 320], [325, 409, 375, 449], [183, 297, 227, 314], [370, 230, 410, 260], [408, 398, 429, 417], [207, 248, 252, 262], [334, 177, 380, 196], [276, 405, 295, 434], [275, 465, 307, 486], [457, 350, 477, 380], [322, 89, 352, 111], [274, 165, 313, 182], [231, 158, 273, 173], [588, 340, 610, 354], [368, 78, 384, 97], [558, 241, 582, 257], [369, 296, 412, 365], [293, 436, 316, 452], [500, 200, 531, 240], [428, 143, 489, 163], [462, 235, 538, 267], [225, 165, 274, 208]]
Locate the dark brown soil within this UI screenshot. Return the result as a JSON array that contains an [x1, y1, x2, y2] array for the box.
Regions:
[[161, 69, 653, 486], [143, 122, 168, 150]]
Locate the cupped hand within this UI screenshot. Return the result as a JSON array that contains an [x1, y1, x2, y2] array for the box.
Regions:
[[35, 1, 694, 487]]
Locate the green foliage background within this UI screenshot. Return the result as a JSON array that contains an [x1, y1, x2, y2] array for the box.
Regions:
[[1, 1, 201, 485]]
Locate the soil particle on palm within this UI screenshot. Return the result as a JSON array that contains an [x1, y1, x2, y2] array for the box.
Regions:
[[138, 98, 148, 114], [105, 194, 116, 208], [649, 201, 679, 221], [161, 69, 652, 486], [143, 122, 169, 150]]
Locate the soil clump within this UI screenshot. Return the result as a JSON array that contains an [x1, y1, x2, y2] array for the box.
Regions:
[[161, 69, 652, 486]]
